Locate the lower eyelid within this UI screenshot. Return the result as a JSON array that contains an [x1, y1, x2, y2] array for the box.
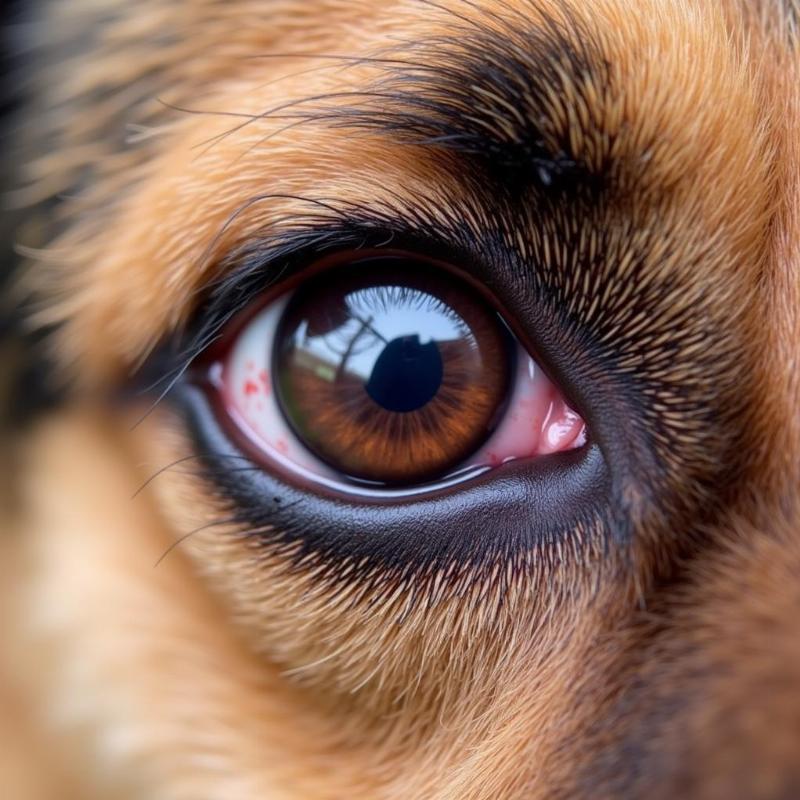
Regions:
[[177, 378, 610, 577]]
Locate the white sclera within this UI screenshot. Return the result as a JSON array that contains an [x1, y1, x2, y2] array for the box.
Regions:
[[218, 292, 586, 497]]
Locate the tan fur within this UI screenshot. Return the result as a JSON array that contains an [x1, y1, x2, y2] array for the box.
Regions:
[[2, 1, 800, 798]]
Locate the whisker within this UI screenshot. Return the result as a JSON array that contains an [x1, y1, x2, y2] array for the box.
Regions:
[[154, 501, 304, 568], [184, 89, 385, 155], [226, 113, 332, 166], [129, 357, 197, 430], [240, 52, 417, 68], [156, 98, 258, 121], [154, 514, 242, 568], [133, 453, 251, 498]]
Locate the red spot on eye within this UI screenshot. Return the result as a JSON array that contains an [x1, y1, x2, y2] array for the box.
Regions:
[[244, 380, 259, 396], [246, 360, 255, 371], [276, 439, 288, 454], [488, 452, 501, 466], [259, 369, 268, 383]]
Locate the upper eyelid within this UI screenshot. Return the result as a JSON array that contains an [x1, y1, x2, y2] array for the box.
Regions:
[[166, 210, 508, 380], [138, 179, 615, 426], [135, 178, 631, 467]]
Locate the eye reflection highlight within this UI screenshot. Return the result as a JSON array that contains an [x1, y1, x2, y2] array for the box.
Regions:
[[273, 265, 512, 483], [283, 284, 482, 414], [217, 254, 587, 494]]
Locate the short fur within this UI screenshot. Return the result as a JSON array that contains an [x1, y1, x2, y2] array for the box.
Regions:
[[1, 1, 799, 798]]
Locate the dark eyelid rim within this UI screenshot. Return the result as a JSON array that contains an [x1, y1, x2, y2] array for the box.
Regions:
[[134, 204, 649, 551], [125, 203, 657, 593], [139, 210, 580, 416], [174, 380, 612, 592], [142, 216, 618, 586]]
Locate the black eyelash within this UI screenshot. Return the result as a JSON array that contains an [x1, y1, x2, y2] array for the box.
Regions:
[[138, 196, 522, 400], [135, 193, 627, 601]]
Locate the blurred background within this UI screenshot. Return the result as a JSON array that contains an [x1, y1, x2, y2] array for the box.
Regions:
[[1, 4, 70, 795]]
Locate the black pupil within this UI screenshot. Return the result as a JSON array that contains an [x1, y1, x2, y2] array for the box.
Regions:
[[365, 335, 443, 412], [272, 258, 512, 485]]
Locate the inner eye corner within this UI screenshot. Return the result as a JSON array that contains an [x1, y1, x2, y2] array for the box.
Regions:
[[197, 250, 587, 497]]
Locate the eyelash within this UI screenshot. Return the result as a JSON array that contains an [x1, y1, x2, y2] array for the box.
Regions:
[[145, 214, 613, 589], [166, 219, 531, 406]]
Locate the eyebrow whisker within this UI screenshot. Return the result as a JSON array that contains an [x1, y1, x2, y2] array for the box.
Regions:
[[167, 90, 384, 156]]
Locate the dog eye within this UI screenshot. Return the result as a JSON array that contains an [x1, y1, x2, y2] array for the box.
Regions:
[[207, 254, 585, 493]]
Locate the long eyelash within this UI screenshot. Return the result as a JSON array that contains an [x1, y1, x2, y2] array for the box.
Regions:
[[136, 453, 306, 567], [131, 196, 374, 424], [135, 198, 464, 400], [135, 167, 576, 435]]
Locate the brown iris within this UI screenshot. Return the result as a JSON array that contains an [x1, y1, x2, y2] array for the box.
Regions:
[[273, 258, 513, 484]]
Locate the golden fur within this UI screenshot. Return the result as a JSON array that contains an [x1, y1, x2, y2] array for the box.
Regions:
[[2, 1, 799, 798]]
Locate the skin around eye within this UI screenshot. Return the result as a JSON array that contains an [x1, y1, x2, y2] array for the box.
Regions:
[[212, 256, 586, 493]]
